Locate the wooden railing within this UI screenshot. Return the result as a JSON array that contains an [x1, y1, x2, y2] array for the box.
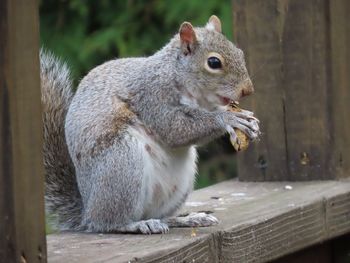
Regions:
[[0, 0, 46, 262], [47, 179, 350, 262]]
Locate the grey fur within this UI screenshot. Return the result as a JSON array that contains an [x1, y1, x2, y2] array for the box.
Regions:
[[42, 17, 260, 233]]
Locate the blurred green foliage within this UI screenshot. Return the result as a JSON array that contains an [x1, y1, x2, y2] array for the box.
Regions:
[[40, 0, 234, 80], [40, 0, 237, 189]]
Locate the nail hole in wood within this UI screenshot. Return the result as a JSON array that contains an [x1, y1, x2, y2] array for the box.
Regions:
[[339, 153, 343, 167], [258, 155, 268, 169], [38, 246, 42, 260]]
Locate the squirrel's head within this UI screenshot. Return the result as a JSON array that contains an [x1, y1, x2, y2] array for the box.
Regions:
[[173, 15, 253, 110]]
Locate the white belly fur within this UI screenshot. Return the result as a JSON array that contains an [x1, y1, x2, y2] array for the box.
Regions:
[[128, 125, 197, 219]]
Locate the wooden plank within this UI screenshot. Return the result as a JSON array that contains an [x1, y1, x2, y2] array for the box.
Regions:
[[282, 0, 330, 180], [47, 179, 350, 263], [221, 203, 325, 262], [328, 0, 350, 179], [0, 0, 47, 262], [233, 0, 350, 180], [233, 0, 289, 181], [0, 0, 15, 257]]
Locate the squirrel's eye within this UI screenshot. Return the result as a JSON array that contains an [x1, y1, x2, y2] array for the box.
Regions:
[[207, 57, 222, 69]]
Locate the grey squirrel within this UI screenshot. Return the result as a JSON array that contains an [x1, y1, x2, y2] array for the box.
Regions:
[[41, 15, 260, 234]]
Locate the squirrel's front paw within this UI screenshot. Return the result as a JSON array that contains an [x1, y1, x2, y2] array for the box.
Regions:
[[221, 111, 260, 141]]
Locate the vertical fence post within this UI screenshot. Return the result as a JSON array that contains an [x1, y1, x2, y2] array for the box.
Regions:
[[233, 0, 350, 181], [328, 0, 350, 179], [0, 0, 47, 262]]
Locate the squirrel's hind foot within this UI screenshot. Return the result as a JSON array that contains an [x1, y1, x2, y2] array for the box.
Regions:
[[164, 212, 219, 228], [117, 219, 169, 234]]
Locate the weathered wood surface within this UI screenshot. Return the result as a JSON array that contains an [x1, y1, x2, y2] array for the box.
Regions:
[[0, 0, 47, 262], [233, 0, 350, 181], [328, 0, 350, 179], [233, 0, 289, 181], [48, 179, 350, 263]]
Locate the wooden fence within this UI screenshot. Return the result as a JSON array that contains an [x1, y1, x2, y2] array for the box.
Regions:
[[234, 0, 350, 181], [0, 0, 46, 262]]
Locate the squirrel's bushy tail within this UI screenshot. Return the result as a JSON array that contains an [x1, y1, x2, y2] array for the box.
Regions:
[[40, 50, 82, 230]]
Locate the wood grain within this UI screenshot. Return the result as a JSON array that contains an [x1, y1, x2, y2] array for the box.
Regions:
[[281, 0, 330, 180], [0, 0, 47, 262], [233, 0, 289, 181], [47, 179, 350, 263], [328, 0, 350, 179]]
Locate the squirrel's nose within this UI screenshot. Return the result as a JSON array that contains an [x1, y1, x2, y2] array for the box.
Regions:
[[240, 78, 254, 97]]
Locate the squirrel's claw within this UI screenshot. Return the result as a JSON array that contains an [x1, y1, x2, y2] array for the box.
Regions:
[[117, 219, 169, 234], [222, 111, 261, 141]]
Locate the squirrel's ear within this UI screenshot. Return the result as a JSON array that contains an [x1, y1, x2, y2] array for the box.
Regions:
[[179, 22, 197, 55], [206, 15, 222, 33]]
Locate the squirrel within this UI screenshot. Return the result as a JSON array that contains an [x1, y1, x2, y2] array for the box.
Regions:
[[41, 15, 260, 234]]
